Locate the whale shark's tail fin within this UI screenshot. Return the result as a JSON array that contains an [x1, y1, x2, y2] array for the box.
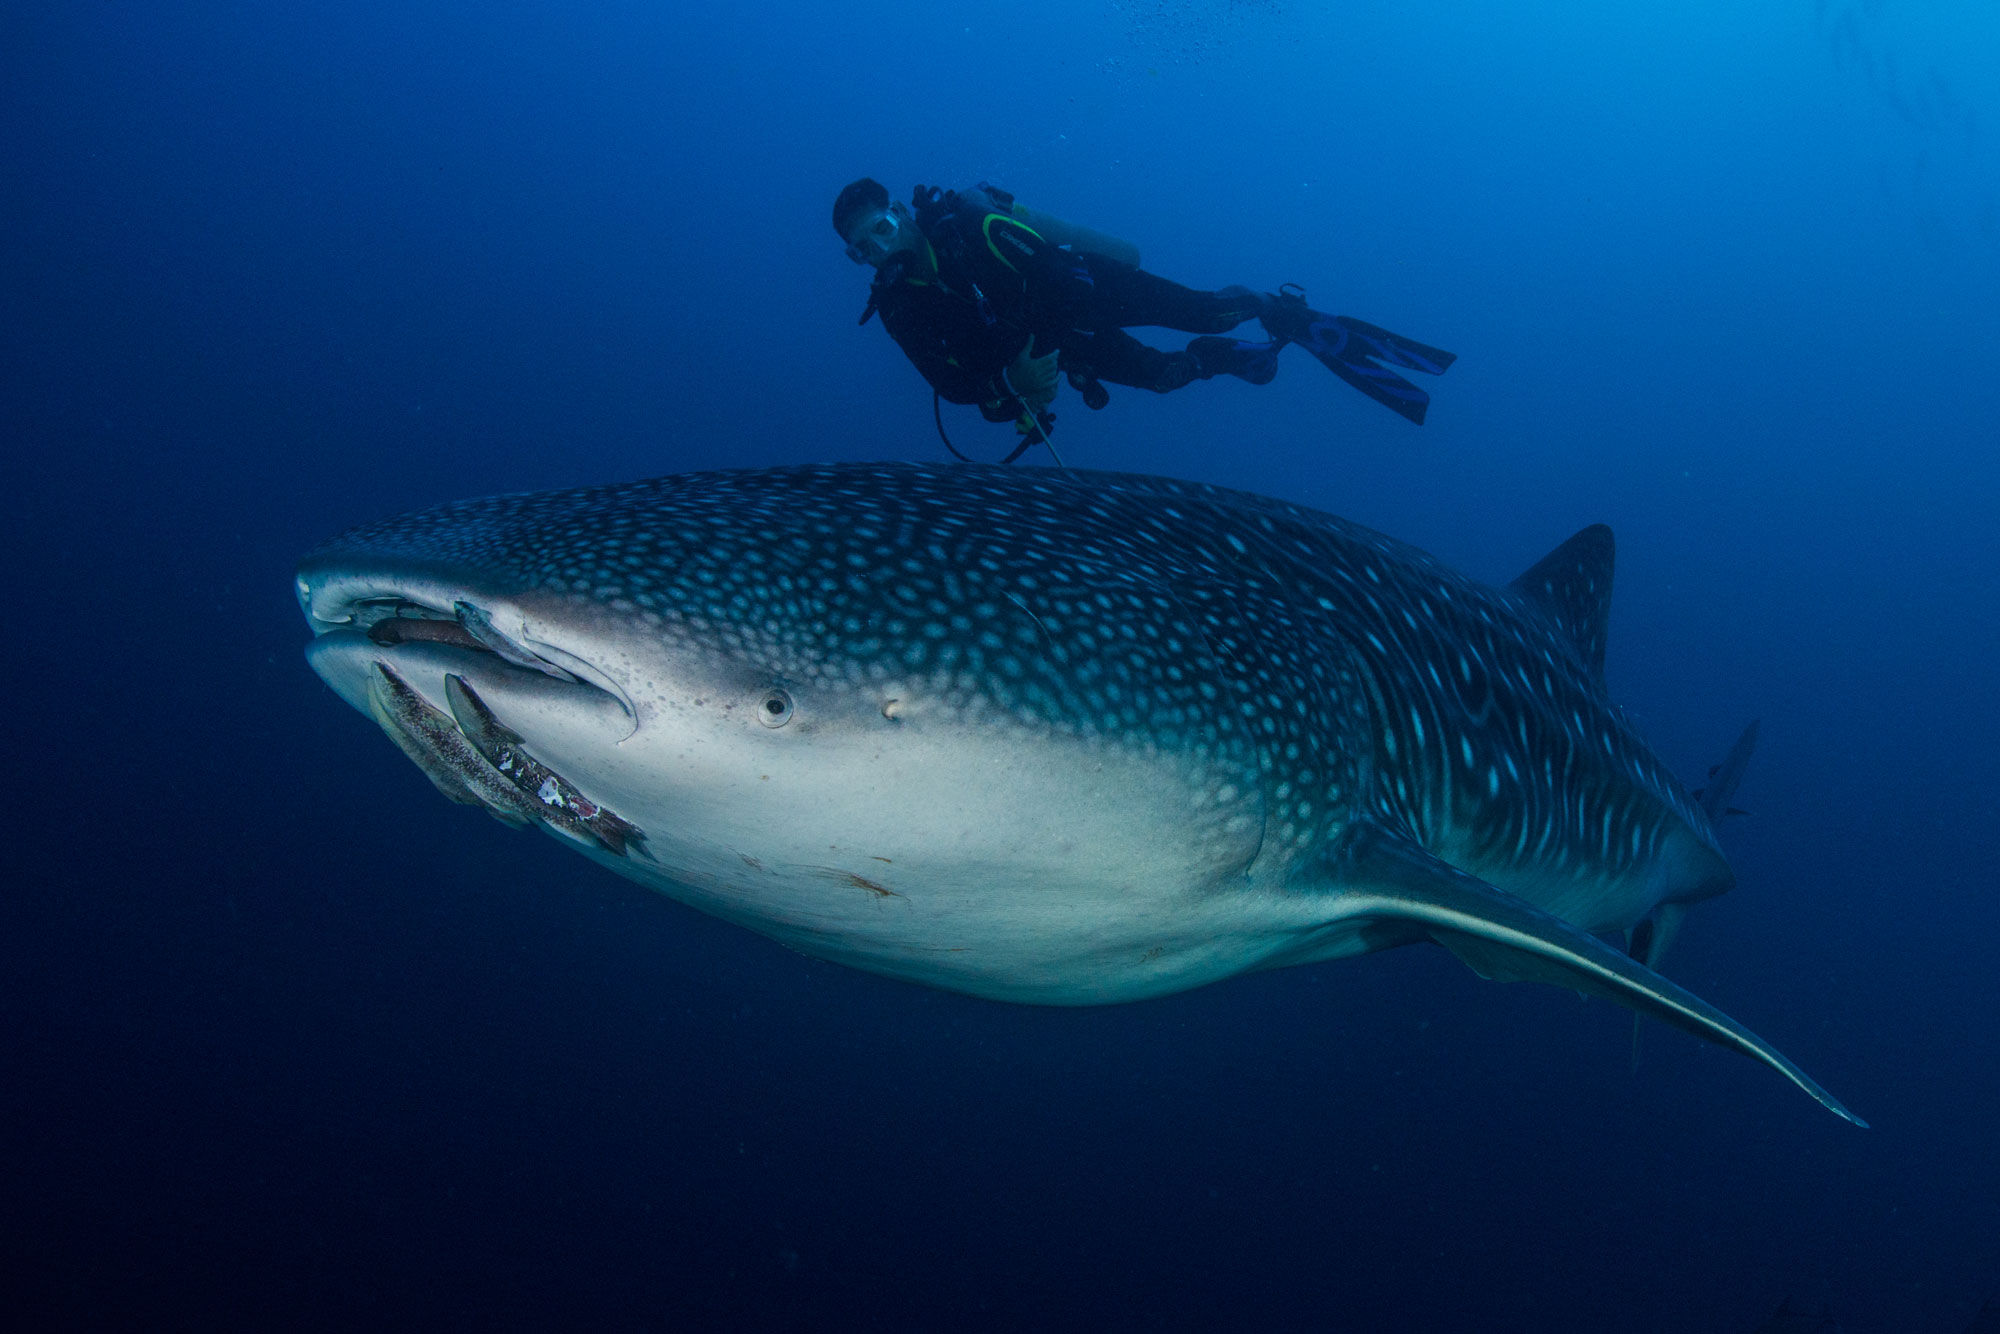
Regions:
[[1629, 719, 1762, 1067], [1694, 718, 1760, 824]]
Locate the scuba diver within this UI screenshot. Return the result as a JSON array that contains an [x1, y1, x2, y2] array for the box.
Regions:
[[833, 177, 1456, 460]]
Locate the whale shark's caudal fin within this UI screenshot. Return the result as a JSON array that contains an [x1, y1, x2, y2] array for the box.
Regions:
[[1624, 901, 1686, 1072], [1694, 718, 1760, 823], [1328, 824, 1866, 1127], [1628, 719, 1762, 1065]]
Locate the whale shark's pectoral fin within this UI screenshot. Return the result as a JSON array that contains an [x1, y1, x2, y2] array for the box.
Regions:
[[1330, 829, 1866, 1127]]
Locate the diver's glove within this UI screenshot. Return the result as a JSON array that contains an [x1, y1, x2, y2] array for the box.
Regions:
[[1005, 344, 1060, 416], [1067, 368, 1111, 411]]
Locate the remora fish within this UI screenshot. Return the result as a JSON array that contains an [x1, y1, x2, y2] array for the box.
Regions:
[[296, 462, 1861, 1125]]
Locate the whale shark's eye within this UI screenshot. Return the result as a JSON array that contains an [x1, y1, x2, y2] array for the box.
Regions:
[[758, 688, 795, 728]]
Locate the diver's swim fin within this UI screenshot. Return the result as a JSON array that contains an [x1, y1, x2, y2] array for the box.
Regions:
[[1261, 293, 1456, 425], [1331, 316, 1457, 376]]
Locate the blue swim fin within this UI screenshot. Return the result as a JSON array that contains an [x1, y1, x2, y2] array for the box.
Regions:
[[1261, 290, 1456, 425]]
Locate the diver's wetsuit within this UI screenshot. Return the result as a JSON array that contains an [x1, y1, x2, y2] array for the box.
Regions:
[[1058, 261, 1265, 395], [863, 188, 1263, 421]]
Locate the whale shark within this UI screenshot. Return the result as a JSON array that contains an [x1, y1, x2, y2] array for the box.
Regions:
[[296, 462, 1862, 1125]]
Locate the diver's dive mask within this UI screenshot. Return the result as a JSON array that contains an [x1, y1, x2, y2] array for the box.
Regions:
[[843, 208, 905, 266]]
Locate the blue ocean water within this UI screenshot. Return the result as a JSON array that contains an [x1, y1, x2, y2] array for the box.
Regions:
[[6, 1, 1997, 1328]]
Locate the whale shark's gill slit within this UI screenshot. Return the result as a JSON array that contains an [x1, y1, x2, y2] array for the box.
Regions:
[[522, 638, 638, 735]]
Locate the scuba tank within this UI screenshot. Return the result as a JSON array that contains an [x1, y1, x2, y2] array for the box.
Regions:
[[902, 181, 1136, 450], [965, 182, 1142, 268]]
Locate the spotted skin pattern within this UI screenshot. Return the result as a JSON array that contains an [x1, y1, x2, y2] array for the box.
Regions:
[[300, 462, 1862, 1123], [306, 462, 1715, 921]]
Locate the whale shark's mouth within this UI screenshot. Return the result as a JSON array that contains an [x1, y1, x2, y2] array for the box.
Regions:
[[307, 595, 645, 857], [364, 660, 645, 856]]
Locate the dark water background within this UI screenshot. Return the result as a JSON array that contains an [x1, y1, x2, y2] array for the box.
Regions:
[[7, 2, 1998, 1329]]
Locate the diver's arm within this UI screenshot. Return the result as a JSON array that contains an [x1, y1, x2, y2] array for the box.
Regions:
[[891, 330, 1034, 424], [880, 301, 1024, 409]]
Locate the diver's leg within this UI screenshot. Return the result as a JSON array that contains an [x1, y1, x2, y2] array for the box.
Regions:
[[1186, 336, 1282, 385], [1062, 329, 1199, 392], [1075, 257, 1264, 334], [1063, 328, 1280, 393]]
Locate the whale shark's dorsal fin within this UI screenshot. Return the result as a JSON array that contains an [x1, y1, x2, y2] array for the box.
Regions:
[[1326, 825, 1867, 1127], [1509, 524, 1615, 679]]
